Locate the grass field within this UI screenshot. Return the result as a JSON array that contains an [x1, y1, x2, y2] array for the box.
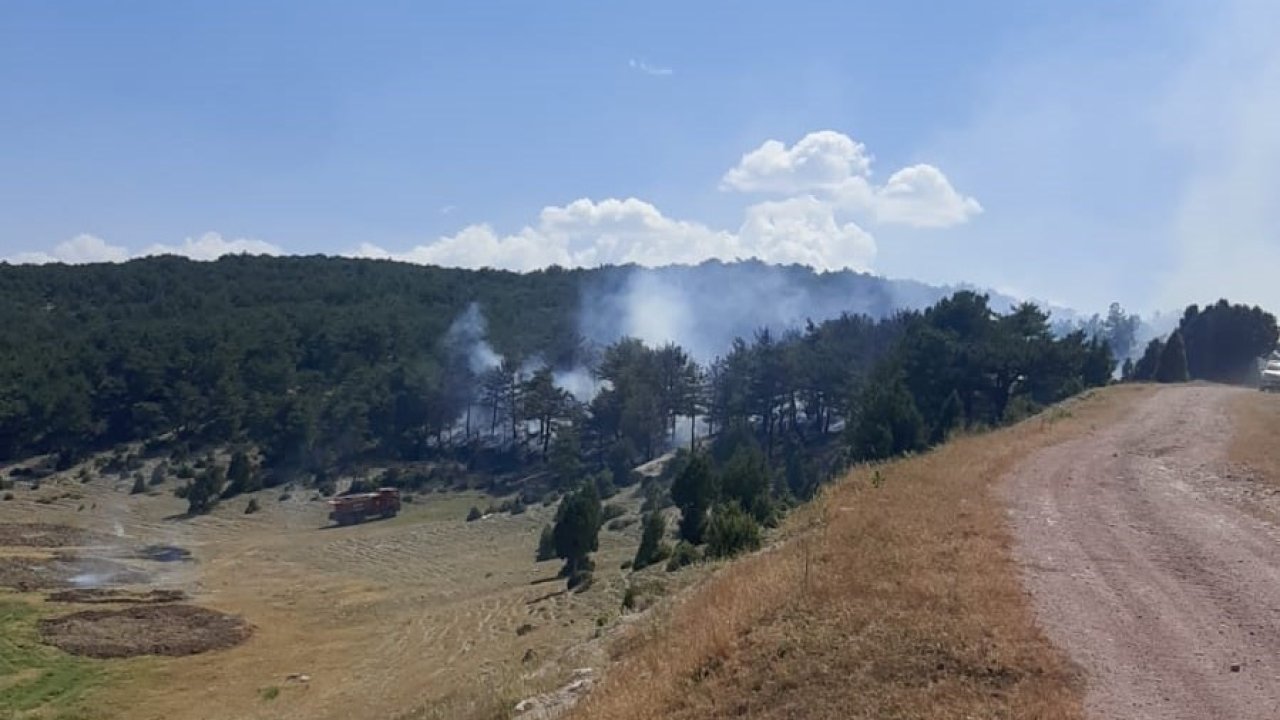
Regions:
[[0, 599, 105, 720], [572, 384, 1160, 720], [0, 466, 677, 720]]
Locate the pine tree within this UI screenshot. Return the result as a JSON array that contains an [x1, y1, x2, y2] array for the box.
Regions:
[[1156, 330, 1190, 383], [671, 454, 716, 544], [553, 483, 602, 583], [632, 512, 666, 570], [1130, 338, 1165, 381]]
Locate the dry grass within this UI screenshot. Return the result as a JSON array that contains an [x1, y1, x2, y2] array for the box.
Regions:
[[1228, 390, 1280, 485], [573, 385, 1156, 720]]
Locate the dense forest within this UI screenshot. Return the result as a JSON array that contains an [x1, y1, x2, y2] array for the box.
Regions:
[[0, 255, 998, 467]]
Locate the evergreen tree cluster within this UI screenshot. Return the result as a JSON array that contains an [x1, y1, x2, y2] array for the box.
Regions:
[[1126, 300, 1277, 384]]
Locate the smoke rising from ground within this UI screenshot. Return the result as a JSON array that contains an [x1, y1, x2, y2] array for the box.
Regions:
[[575, 261, 1013, 362], [443, 302, 501, 376]]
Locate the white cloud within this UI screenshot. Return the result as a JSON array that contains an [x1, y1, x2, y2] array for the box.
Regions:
[[8, 132, 969, 278], [142, 232, 282, 260], [4, 234, 128, 264], [628, 58, 673, 77], [354, 131, 977, 273], [5, 231, 281, 265], [354, 196, 875, 273], [871, 165, 984, 228], [722, 130, 981, 229], [721, 130, 873, 194], [738, 196, 876, 271]]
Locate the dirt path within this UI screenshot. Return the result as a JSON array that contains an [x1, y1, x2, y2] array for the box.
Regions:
[[1005, 385, 1280, 720]]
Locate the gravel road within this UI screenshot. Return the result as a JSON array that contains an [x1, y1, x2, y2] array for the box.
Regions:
[[1005, 385, 1280, 719]]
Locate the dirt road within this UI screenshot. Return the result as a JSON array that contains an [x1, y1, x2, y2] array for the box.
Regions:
[[1005, 385, 1280, 719]]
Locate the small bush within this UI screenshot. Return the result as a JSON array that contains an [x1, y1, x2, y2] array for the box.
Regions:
[[595, 470, 618, 500], [601, 503, 626, 522], [509, 499, 527, 515], [665, 541, 701, 572], [130, 474, 146, 495], [706, 504, 763, 559], [260, 686, 280, 701], [466, 506, 483, 522], [402, 494, 415, 503], [0, 478, 12, 490], [173, 484, 190, 499], [622, 585, 638, 610], [653, 542, 673, 563], [620, 560, 633, 570], [515, 623, 534, 636], [175, 464, 195, 480], [278, 493, 292, 502], [245, 498, 261, 514], [2, 492, 13, 501], [536, 524, 556, 561]]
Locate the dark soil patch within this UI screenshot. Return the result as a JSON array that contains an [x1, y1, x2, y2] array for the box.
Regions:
[[0, 555, 150, 591], [39, 604, 252, 658], [0, 523, 115, 548], [46, 588, 188, 605]]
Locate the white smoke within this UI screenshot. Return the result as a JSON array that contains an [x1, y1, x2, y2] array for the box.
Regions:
[[553, 367, 603, 403], [444, 303, 502, 376]]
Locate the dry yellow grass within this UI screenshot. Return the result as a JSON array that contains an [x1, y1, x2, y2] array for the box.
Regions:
[[1228, 390, 1280, 484], [573, 384, 1157, 720]]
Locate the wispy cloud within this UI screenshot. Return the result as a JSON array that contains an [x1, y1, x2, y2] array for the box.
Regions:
[[628, 58, 673, 77]]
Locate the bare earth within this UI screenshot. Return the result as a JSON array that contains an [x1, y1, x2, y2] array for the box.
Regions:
[[1005, 385, 1280, 720]]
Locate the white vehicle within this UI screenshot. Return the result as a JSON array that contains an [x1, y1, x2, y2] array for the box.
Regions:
[[1262, 352, 1280, 392]]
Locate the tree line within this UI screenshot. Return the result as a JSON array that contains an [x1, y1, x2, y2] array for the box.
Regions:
[[1125, 300, 1277, 384]]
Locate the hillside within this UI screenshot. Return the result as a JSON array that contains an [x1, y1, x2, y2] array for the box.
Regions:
[[0, 255, 1007, 466]]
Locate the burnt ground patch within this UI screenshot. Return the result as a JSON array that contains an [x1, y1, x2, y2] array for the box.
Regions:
[[38, 604, 253, 659]]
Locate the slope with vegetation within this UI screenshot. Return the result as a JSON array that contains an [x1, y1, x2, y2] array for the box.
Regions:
[[0, 256, 1112, 530], [573, 387, 1158, 720]]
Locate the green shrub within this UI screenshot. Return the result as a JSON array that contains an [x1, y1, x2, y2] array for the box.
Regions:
[[633, 512, 667, 570], [2, 492, 12, 501], [665, 541, 701, 572], [601, 503, 626, 522], [706, 503, 763, 559], [536, 525, 556, 561], [594, 471, 618, 500], [129, 474, 146, 495], [466, 506, 483, 522], [245, 498, 261, 514], [622, 585, 638, 611]]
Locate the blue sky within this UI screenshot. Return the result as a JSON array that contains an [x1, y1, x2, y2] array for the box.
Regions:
[[3, 1, 1279, 314]]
